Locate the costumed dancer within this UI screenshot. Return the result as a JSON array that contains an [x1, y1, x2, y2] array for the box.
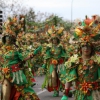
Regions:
[[61, 15, 100, 100], [39, 26, 69, 97], [0, 16, 42, 100]]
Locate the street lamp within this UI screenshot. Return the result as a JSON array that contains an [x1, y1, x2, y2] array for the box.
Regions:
[[71, 0, 74, 26]]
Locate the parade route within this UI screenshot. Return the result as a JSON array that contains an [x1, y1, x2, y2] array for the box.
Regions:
[[34, 75, 74, 100], [37, 89, 47, 95]]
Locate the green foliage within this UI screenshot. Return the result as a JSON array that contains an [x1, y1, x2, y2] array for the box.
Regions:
[[26, 8, 36, 22], [26, 15, 72, 33]]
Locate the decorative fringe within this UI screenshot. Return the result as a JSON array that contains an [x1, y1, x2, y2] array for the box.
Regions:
[[16, 72, 19, 84], [57, 65, 60, 73], [12, 72, 15, 82], [19, 70, 23, 83], [12, 71, 23, 84], [57, 64, 64, 73]]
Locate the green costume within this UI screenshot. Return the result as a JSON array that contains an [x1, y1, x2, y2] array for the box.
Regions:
[[60, 54, 100, 100], [1, 45, 42, 100], [42, 43, 68, 96], [60, 15, 100, 100]]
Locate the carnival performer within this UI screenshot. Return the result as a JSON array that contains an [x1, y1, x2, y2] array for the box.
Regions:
[[0, 16, 41, 100], [39, 26, 69, 97], [61, 15, 100, 100]]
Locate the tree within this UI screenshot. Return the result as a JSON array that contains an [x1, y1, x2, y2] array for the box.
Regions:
[[26, 8, 36, 22], [35, 11, 52, 22], [0, 0, 29, 20]]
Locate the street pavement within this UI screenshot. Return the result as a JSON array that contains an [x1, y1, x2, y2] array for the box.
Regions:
[[33, 75, 74, 100]]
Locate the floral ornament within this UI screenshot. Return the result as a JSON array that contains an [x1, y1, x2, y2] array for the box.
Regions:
[[5, 46, 13, 50], [3, 15, 25, 37], [69, 54, 78, 62], [80, 80, 92, 94], [73, 15, 100, 43], [95, 55, 100, 64], [59, 58, 64, 64], [57, 27, 64, 34], [47, 25, 64, 38], [51, 59, 58, 65], [65, 54, 79, 68], [2, 67, 10, 74]]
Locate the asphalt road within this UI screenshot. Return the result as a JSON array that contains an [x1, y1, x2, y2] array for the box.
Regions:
[[33, 75, 74, 100]]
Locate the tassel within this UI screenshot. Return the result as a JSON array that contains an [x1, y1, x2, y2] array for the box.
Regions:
[[19, 70, 23, 83], [16, 72, 19, 84], [12, 72, 15, 83]]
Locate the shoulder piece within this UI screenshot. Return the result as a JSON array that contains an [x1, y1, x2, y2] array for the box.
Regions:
[[47, 43, 52, 47], [65, 54, 79, 69], [93, 54, 100, 64]]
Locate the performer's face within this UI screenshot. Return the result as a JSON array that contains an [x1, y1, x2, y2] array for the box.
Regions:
[[6, 36, 11, 44], [81, 45, 92, 56], [52, 38, 58, 44]]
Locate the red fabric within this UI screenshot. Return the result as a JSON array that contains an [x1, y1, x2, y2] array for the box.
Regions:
[[31, 78, 36, 82], [11, 64, 20, 72], [76, 81, 99, 90], [65, 88, 70, 96], [50, 58, 64, 65], [9, 86, 16, 100], [13, 91, 21, 100], [9, 86, 21, 100], [32, 70, 34, 75], [58, 58, 64, 64], [32, 70, 36, 76], [47, 76, 60, 92]]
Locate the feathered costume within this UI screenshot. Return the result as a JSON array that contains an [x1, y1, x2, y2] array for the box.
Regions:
[[0, 16, 41, 100], [61, 15, 100, 100]]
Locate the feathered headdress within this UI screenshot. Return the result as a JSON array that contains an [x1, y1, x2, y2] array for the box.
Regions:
[[47, 25, 64, 39], [73, 15, 100, 44], [3, 15, 25, 37]]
